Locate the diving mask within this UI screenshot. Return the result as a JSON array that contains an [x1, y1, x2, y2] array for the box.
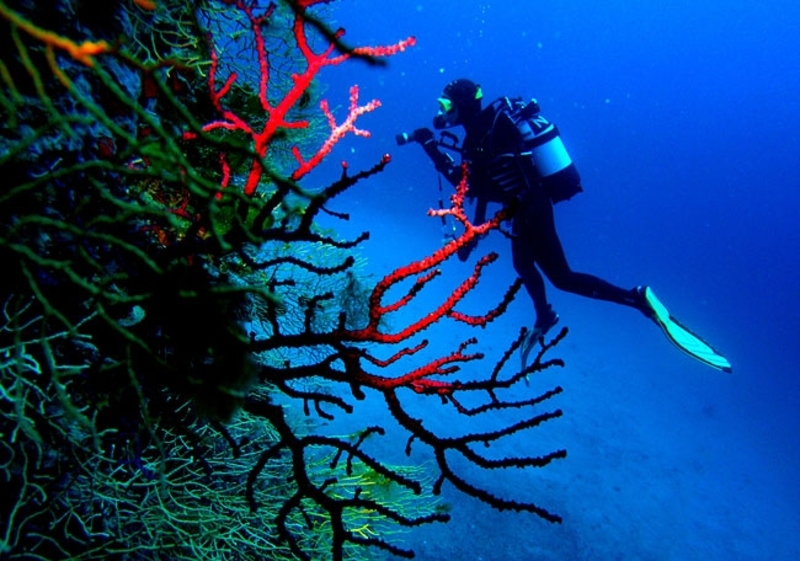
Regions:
[[433, 96, 459, 129]]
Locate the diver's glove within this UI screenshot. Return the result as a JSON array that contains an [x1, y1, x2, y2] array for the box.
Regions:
[[411, 127, 434, 144], [416, 129, 454, 176]]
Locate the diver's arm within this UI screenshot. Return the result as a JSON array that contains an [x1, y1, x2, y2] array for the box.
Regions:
[[472, 197, 487, 225], [413, 128, 462, 186]]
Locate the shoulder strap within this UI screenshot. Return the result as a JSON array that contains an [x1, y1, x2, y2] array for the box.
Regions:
[[485, 97, 526, 156]]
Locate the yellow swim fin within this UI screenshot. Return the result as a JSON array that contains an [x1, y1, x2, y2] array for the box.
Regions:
[[640, 286, 732, 373]]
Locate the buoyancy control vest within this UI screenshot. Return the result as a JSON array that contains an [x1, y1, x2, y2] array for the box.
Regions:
[[476, 97, 583, 204]]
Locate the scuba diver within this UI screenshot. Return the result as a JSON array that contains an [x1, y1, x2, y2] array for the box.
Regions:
[[397, 78, 731, 372]]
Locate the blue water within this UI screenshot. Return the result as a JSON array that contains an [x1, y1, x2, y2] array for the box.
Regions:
[[311, 1, 800, 558]]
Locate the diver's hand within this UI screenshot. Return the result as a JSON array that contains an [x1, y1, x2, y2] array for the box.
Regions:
[[412, 127, 434, 144]]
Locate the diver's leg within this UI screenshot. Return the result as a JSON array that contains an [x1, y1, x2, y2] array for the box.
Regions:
[[521, 193, 732, 371], [511, 209, 552, 321], [512, 206, 560, 369], [525, 189, 644, 310]]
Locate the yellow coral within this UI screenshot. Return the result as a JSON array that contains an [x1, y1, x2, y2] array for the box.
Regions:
[[0, 0, 112, 67]]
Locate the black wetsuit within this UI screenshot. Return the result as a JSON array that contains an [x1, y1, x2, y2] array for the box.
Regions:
[[422, 97, 642, 321]]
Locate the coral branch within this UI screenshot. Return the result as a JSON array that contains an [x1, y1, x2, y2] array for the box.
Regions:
[[0, 1, 112, 66], [193, 0, 414, 196], [291, 85, 380, 180], [342, 169, 512, 347], [351, 36, 417, 58]]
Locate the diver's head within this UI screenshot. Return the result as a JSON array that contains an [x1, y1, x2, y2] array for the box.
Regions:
[[433, 78, 483, 129]]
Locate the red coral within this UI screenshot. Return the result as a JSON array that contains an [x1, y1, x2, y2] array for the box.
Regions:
[[332, 168, 524, 397], [198, 0, 415, 195]]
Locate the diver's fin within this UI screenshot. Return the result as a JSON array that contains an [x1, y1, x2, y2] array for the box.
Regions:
[[640, 286, 732, 373]]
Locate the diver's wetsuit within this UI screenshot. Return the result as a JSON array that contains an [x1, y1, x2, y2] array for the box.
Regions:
[[422, 97, 643, 322], [415, 86, 731, 372], [509, 178, 641, 320]]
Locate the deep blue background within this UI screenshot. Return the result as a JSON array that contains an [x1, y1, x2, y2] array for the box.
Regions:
[[304, 1, 800, 558]]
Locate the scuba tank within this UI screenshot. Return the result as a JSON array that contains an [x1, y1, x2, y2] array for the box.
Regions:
[[508, 98, 583, 203], [514, 100, 572, 176]]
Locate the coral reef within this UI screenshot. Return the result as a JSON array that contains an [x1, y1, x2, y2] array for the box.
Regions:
[[0, 1, 568, 559]]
